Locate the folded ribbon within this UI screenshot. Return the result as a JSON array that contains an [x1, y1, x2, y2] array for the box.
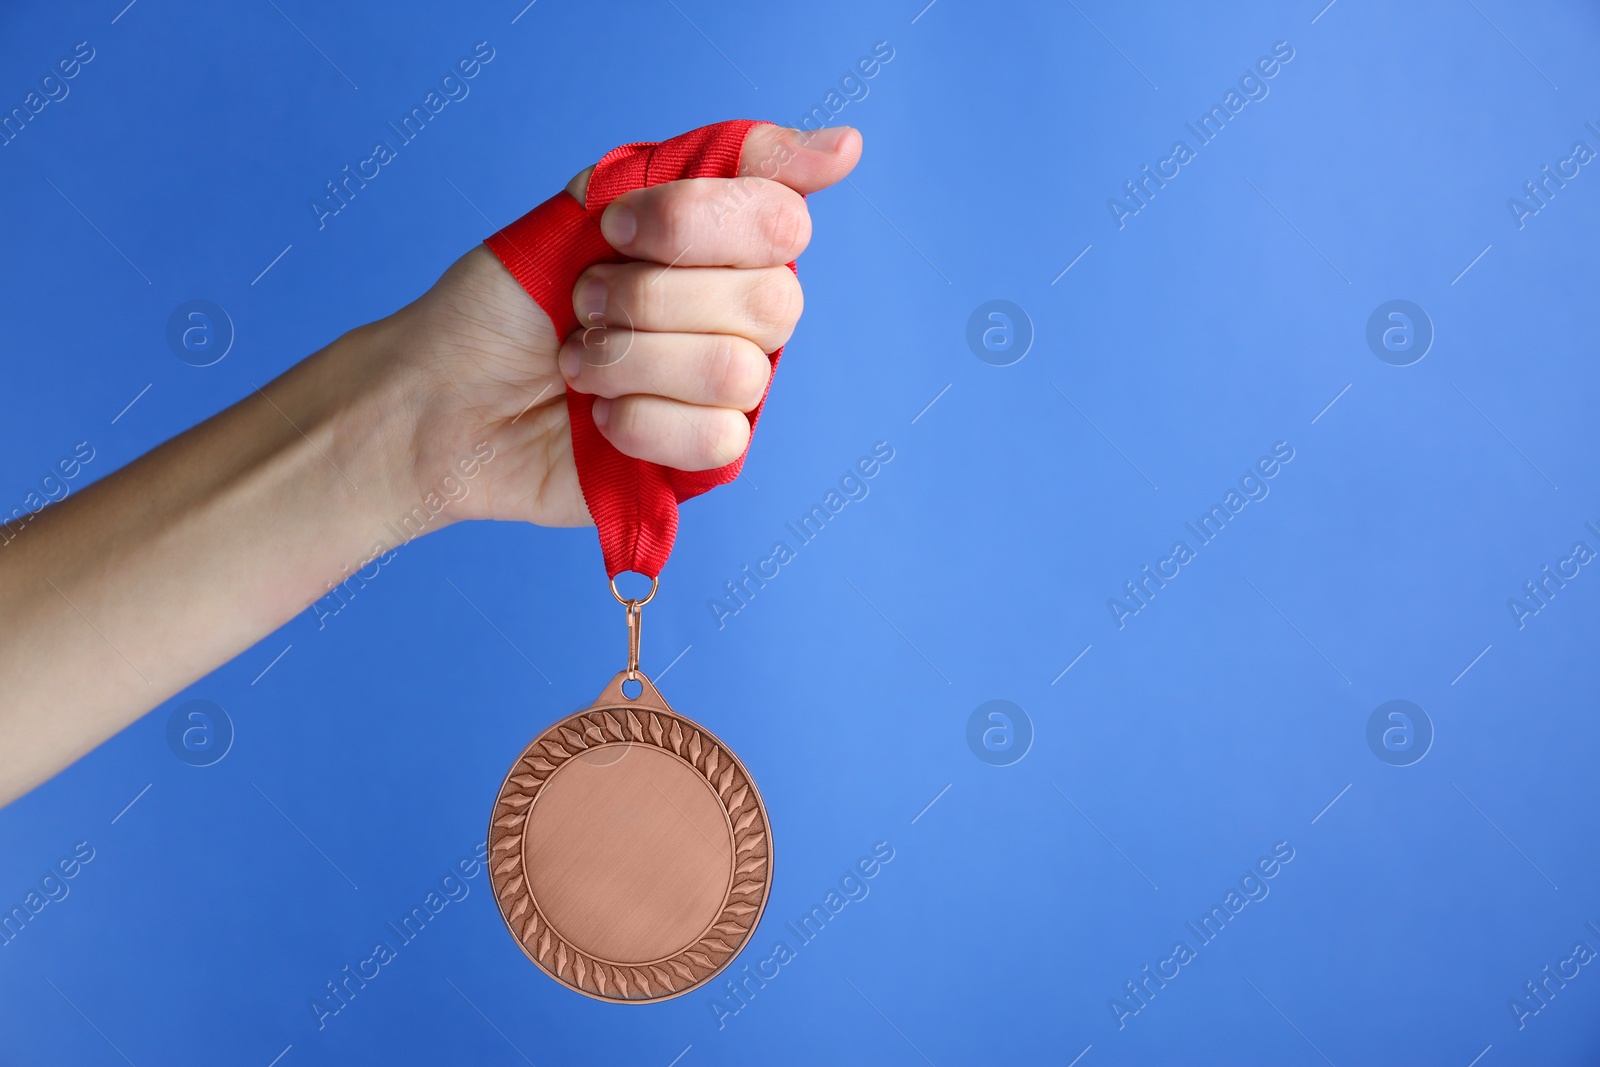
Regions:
[[485, 119, 791, 579]]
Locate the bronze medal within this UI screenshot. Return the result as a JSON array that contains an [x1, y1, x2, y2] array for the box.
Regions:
[[488, 580, 772, 1002], [474, 120, 802, 1002]]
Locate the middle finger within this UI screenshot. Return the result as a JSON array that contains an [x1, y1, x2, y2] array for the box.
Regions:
[[573, 262, 803, 353], [558, 329, 772, 410]]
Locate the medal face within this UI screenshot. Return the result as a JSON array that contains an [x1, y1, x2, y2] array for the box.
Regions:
[[488, 670, 772, 1002]]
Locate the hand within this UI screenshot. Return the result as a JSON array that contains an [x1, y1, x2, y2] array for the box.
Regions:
[[387, 124, 863, 529]]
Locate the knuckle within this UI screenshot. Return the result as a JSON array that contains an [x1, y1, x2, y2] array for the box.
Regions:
[[747, 270, 803, 347], [709, 337, 769, 410], [704, 336, 740, 406], [753, 194, 809, 260], [706, 411, 750, 465]]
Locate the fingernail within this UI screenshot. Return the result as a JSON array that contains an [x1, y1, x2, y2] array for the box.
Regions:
[[558, 345, 579, 381], [591, 397, 611, 428], [600, 201, 637, 246], [573, 276, 607, 324], [802, 126, 851, 152]]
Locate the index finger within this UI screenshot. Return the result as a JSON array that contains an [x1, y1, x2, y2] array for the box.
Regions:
[[737, 124, 863, 195], [566, 124, 863, 205]]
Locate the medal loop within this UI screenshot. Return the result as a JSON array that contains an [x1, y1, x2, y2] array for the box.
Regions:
[[608, 573, 658, 607]]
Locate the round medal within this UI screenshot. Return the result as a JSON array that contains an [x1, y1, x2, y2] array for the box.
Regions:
[[488, 661, 771, 1001]]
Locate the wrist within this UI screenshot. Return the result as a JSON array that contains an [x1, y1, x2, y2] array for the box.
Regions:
[[323, 307, 507, 549], [310, 318, 434, 545]]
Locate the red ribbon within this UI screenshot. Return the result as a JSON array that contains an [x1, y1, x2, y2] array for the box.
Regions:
[[484, 119, 790, 579]]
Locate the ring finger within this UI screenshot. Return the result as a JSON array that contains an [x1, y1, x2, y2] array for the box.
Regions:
[[591, 394, 752, 472]]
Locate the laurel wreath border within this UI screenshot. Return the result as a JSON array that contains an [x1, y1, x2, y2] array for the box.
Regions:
[[489, 704, 771, 1002]]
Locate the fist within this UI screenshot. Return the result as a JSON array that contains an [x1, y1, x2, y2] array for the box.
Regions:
[[388, 123, 863, 529]]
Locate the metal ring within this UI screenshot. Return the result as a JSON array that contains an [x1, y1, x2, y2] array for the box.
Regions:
[[609, 573, 659, 607]]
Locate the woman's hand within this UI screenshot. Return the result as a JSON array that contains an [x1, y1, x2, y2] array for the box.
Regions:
[[389, 123, 862, 529]]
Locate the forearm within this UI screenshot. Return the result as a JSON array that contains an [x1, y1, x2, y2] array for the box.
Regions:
[[0, 318, 419, 804]]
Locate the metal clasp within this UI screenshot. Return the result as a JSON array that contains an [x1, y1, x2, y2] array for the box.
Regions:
[[609, 574, 659, 681]]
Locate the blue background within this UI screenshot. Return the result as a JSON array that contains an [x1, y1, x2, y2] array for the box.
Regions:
[[3, 0, 1599, 1063]]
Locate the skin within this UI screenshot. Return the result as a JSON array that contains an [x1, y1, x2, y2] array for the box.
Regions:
[[0, 123, 863, 808]]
